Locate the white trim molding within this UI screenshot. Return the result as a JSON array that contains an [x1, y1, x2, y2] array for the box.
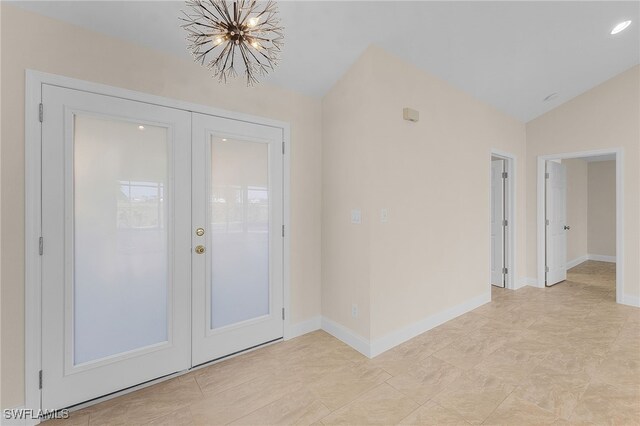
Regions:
[[588, 254, 616, 263], [536, 148, 624, 302], [320, 291, 491, 359], [568, 254, 616, 268], [320, 317, 371, 357], [489, 149, 518, 291], [369, 291, 491, 357], [567, 255, 589, 270], [24, 70, 292, 417], [285, 316, 321, 340], [523, 277, 543, 288], [621, 294, 640, 308]]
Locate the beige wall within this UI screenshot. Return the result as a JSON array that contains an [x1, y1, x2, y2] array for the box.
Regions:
[[0, 5, 322, 408], [321, 50, 376, 339], [526, 66, 639, 301], [322, 46, 526, 341], [565, 159, 588, 263], [588, 160, 616, 257]]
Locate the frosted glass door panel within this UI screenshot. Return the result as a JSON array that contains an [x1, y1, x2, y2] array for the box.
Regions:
[[73, 115, 169, 364], [210, 137, 269, 329]]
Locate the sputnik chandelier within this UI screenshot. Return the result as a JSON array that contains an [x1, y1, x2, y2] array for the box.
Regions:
[[181, 0, 284, 85]]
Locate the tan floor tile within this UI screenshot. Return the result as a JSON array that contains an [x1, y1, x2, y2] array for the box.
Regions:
[[318, 384, 418, 425], [397, 401, 469, 425], [570, 382, 640, 425], [143, 409, 194, 425], [43, 411, 90, 426], [307, 363, 392, 411], [591, 346, 640, 391], [386, 356, 464, 404], [189, 373, 303, 425], [230, 389, 331, 426], [513, 367, 590, 419], [433, 371, 516, 424], [473, 347, 546, 385], [432, 332, 507, 371], [483, 393, 558, 425], [123, 377, 203, 423]]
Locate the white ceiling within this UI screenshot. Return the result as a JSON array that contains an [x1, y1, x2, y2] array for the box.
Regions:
[[11, 1, 640, 122]]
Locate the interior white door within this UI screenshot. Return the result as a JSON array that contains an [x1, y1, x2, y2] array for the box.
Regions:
[[546, 161, 568, 286], [41, 85, 192, 409], [491, 160, 505, 287], [191, 113, 284, 365]]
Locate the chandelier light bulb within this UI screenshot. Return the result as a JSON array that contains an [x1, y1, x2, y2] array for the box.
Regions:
[[247, 17, 259, 27]]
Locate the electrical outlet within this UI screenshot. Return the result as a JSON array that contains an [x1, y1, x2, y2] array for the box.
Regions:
[[351, 304, 358, 318]]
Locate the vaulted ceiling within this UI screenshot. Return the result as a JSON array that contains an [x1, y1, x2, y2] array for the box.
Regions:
[[12, 1, 640, 122]]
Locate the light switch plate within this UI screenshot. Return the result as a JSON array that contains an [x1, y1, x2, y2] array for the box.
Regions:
[[351, 209, 361, 224], [380, 208, 388, 223]]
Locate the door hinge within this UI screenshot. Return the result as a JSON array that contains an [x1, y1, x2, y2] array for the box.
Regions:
[[502, 172, 508, 179], [39, 103, 43, 123], [502, 219, 508, 227], [282, 308, 285, 320], [545, 266, 550, 273], [545, 172, 550, 179], [39, 237, 43, 255], [282, 225, 285, 237], [282, 141, 285, 155], [39, 370, 43, 389], [502, 267, 508, 274], [545, 219, 550, 226]]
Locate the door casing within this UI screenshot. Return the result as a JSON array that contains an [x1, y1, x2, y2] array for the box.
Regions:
[[489, 149, 517, 292], [24, 70, 291, 420], [536, 149, 624, 301]]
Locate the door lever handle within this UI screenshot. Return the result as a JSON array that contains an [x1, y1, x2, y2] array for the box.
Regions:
[[564, 225, 571, 230]]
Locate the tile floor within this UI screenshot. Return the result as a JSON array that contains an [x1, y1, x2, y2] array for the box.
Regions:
[[47, 261, 639, 425]]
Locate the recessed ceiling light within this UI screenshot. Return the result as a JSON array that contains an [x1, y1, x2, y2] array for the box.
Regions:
[[611, 20, 631, 35], [138, 125, 145, 130], [222, 138, 227, 141], [543, 93, 559, 102]]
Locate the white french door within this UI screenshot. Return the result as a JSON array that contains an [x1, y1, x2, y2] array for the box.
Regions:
[[41, 85, 192, 409], [491, 159, 505, 287], [191, 113, 284, 366], [546, 161, 568, 286], [40, 85, 285, 409]]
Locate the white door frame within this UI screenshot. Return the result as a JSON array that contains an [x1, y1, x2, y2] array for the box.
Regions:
[[490, 149, 517, 291], [24, 70, 291, 419], [536, 148, 624, 302]]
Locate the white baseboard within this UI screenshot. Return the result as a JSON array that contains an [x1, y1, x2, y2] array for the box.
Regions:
[[321, 317, 371, 357], [368, 291, 490, 357], [523, 277, 543, 288], [588, 254, 616, 263], [620, 294, 640, 308], [513, 278, 529, 290], [320, 291, 491, 359], [567, 255, 589, 269], [285, 316, 321, 340]]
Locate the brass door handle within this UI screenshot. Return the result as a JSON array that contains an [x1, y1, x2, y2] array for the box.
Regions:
[[195, 245, 205, 254]]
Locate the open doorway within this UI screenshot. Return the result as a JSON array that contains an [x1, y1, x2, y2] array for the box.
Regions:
[[538, 150, 623, 302], [490, 150, 515, 291]]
